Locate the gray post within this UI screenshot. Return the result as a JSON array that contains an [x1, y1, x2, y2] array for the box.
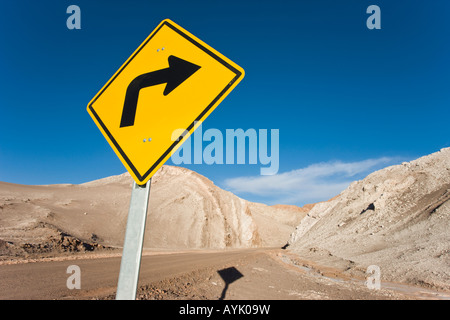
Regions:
[[116, 179, 151, 300]]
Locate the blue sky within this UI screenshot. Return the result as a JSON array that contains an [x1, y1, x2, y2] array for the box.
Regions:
[[1, 1, 449, 206]]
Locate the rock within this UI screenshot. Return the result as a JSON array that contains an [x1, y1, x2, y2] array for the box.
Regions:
[[288, 148, 450, 291]]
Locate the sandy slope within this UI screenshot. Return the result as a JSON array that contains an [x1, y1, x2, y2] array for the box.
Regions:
[[287, 148, 450, 291], [0, 165, 306, 260]]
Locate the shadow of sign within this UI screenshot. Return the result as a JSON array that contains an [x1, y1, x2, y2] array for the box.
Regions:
[[217, 267, 244, 300]]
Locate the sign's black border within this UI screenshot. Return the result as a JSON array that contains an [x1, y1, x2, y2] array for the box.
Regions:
[[88, 20, 243, 184]]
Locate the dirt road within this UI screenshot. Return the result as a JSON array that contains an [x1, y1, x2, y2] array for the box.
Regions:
[[0, 248, 447, 300], [0, 249, 261, 299]]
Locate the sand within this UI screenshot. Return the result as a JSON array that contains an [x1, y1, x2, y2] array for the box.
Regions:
[[287, 148, 450, 291], [0, 165, 305, 261]]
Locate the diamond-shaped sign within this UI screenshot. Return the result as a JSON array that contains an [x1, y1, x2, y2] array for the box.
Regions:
[[87, 19, 244, 185]]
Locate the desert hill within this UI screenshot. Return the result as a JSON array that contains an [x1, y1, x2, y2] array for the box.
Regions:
[[0, 165, 306, 259], [287, 148, 450, 290]]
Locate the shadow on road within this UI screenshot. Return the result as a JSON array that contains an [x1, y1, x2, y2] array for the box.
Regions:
[[217, 266, 244, 300]]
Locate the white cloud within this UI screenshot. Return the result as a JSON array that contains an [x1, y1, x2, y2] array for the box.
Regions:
[[223, 157, 398, 206]]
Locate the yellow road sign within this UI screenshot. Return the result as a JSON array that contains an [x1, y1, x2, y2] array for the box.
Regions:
[[87, 19, 244, 185]]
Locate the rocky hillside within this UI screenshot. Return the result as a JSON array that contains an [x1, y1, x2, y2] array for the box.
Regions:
[[0, 166, 306, 259], [287, 148, 450, 290]]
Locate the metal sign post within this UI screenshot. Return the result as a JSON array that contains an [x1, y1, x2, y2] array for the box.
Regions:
[[116, 179, 151, 300]]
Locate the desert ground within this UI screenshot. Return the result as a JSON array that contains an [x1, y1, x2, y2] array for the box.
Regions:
[[0, 148, 449, 300], [2, 248, 445, 300]]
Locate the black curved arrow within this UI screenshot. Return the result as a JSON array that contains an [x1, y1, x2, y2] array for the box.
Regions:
[[120, 55, 201, 128]]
